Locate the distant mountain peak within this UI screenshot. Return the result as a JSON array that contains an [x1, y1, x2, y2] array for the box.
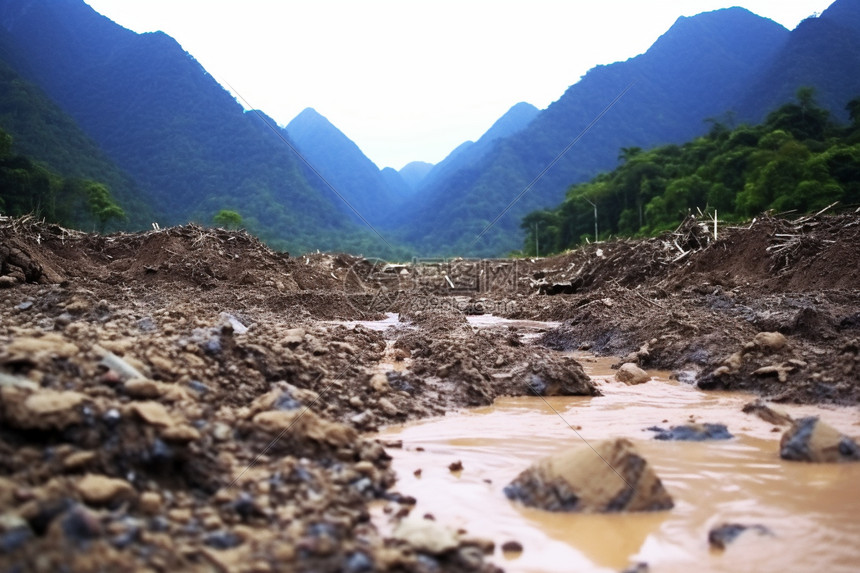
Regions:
[[398, 161, 434, 191], [479, 101, 539, 144]]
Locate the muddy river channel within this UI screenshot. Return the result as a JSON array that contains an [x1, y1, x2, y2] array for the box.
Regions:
[[370, 319, 860, 573]]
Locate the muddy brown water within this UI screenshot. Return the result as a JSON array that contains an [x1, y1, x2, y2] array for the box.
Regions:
[[365, 316, 860, 573]]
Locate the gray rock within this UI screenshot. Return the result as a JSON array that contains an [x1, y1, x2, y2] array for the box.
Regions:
[[648, 423, 733, 441], [504, 438, 673, 513], [708, 523, 771, 550], [616, 363, 650, 385], [780, 417, 860, 463]]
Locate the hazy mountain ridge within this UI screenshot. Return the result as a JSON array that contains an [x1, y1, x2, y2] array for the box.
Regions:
[[397, 161, 434, 191], [0, 47, 153, 229], [394, 7, 793, 256], [285, 107, 400, 227], [417, 101, 539, 196], [737, 0, 860, 123], [2, 0, 857, 257], [0, 0, 382, 254]]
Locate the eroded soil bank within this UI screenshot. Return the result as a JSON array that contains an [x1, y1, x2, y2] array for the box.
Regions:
[[0, 211, 858, 571]]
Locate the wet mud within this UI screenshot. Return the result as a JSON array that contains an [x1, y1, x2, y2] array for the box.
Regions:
[[1, 211, 858, 571]]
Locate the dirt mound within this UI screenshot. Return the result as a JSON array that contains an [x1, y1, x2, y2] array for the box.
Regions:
[[680, 213, 860, 292]]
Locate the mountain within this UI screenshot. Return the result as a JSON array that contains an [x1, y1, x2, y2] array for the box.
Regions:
[[419, 102, 539, 194], [380, 167, 411, 197], [738, 0, 860, 123], [0, 0, 380, 254], [0, 48, 153, 229], [398, 161, 434, 192], [395, 8, 792, 256], [285, 107, 398, 227]]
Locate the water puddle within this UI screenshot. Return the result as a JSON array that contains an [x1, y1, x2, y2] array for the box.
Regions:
[[465, 314, 560, 341], [334, 312, 402, 332], [372, 361, 860, 573]]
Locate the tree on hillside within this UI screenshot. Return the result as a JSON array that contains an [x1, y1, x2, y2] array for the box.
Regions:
[[765, 87, 833, 141], [85, 182, 126, 232], [520, 92, 860, 257], [213, 209, 242, 229]]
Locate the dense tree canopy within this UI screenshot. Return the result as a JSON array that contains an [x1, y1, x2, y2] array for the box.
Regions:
[[520, 90, 860, 256], [0, 127, 125, 229]]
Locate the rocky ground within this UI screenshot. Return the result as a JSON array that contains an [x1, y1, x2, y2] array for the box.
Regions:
[[0, 210, 858, 571]]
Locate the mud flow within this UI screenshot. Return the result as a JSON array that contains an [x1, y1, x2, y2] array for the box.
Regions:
[[374, 357, 860, 573], [1, 213, 859, 572]]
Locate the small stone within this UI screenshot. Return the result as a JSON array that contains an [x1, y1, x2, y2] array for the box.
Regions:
[[77, 474, 136, 505], [139, 492, 162, 515], [370, 373, 390, 394], [0, 524, 33, 552], [5, 335, 79, 362], [708, 523, 771, 550], [129, 401, 174, 427], [212, 422, 232, 442], [344, 552, 374, 573], [16, 301, 34, 311], [283, 328, 305, 346], [723, 351, 744, 371], [24, 390, 86, 416], [349, 396, 364, 409], [63, 451, 97, 470], [615, 363, 650, 385], [4, 389, 87, 430], [393, 516, 459, 554], [378, 397, 398, 416], [168, 508, 193, 524], [124, 378, 162, 399], [649, 423, 733, 441], [448, 460, 463, 472], [0, 276, 18, 288], [161, 424, 201, 442], [204, 530, 243, 550], [61, 505, 103, 544], [188, 380, 210, 394], [752, 332, 787, 352], [501, 540, 523, 553], [461, 536, 494, 554]]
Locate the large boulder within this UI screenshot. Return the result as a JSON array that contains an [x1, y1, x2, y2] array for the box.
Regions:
[[615, 363, 650, 385], [780, 417, 859, 463], [503, 438, 673, 512], [524, 356, 600, 397]]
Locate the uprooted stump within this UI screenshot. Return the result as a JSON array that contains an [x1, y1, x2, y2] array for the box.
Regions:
[[503, 438, 673, 512]]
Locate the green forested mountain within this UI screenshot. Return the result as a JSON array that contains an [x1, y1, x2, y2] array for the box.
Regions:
[[0, 47, 153, 230], [0, 0, 389, 255], [520, 90, 860, 256], [0, 127, 126, 230], [1, 0, 857, 258], [393, 7, 792, 257], [738, 0, 860, 123]]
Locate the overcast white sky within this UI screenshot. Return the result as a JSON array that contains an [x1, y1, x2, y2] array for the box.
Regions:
[[84, 0, 834, 170]]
